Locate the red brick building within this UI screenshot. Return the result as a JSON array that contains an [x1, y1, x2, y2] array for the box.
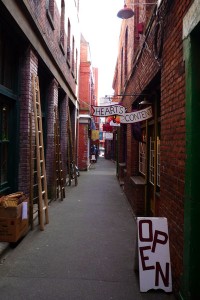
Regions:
[[0, 0, 80, 199], [78, 34, 98, 170], [114, 0, 200, 298]]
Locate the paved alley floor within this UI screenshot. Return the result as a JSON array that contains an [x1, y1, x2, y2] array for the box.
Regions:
[[0, 158, 176, 300]]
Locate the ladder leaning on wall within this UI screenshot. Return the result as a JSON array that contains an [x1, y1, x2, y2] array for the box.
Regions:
[[29, 74, 49, 231], [67, 106, 78, 186], [54, 106, 65, 201]]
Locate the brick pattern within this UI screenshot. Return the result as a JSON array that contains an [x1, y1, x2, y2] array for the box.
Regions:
[[18, 48, 38, 196], [28, 0, 78, 93], [114, 0, 193, 294]]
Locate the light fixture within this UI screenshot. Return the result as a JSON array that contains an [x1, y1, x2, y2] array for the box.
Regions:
[[139, 99, 151, 105], [117, 2, 157, 19], [117, 3, 134, 19]]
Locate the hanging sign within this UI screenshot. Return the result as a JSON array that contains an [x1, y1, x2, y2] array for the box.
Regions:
[[91, 130, 99, 141], [121, 106, 152, 124], [103, 124, 113, 132], [91, 104, 126, 117], [137, 217, 172, 293]]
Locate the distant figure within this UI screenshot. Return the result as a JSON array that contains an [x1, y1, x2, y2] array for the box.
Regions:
[[91, 145, 98, 162], [94, 146, 98, 162]]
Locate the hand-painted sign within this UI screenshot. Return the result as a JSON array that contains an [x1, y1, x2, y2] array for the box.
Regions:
[[137, 217, 172, 293], [91, 104, 126, 117], [91, 105, 152, 124], [121, 106, 152, 124]]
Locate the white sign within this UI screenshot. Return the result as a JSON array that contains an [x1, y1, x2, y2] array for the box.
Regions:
[[105, 132, 113, 140], [91, 104, 126, 117], [137, 217, 172, 293], [121, 106, 152, 124]]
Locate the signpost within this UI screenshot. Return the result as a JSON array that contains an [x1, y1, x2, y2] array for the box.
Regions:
[[137, 217, 172, 293]]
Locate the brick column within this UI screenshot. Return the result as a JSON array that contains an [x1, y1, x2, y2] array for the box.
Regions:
[[45, 78, 58, 200], [18, 47, 38, 196]]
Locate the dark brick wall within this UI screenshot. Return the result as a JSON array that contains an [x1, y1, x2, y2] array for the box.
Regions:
[[1, 0, 79, 200], [18, 48, 38, 196]]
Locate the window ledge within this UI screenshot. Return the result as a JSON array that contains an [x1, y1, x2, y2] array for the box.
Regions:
[[130, 176, 146, 185]]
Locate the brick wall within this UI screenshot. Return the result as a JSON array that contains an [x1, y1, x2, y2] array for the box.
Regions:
[[18, 48, 38, 196], [115, 0, 193, 294], [78, 124, 89, 170], [28, 0, 78, 95]]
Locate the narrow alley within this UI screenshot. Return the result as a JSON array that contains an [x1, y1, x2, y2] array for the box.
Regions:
[[0, 158, 175, 300]]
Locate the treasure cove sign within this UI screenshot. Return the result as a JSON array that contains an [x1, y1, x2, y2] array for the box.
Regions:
[[91, 105, 152, 123], [137, 217, 172, 293]]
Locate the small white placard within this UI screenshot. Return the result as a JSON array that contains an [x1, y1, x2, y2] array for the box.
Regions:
[[137, 217, 172, 292], [22, 202, 28, 220], [91, 155, 96, 161]]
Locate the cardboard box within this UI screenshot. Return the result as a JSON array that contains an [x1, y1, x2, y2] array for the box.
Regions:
[[0, 217, 28, 243], [0, 203, 23, 219], [0, 200, 29, 242]]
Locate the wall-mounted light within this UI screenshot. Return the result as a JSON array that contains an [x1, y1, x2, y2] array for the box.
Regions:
[[117, 1, 157, 19], [139, 99, 151, 105]]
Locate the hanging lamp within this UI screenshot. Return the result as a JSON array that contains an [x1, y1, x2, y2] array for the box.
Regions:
[[117, 3, 134, 19]]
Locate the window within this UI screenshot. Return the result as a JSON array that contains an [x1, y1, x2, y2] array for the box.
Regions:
[[121, 47, 124, 89], [0, 24, 18, 92], [75, 49, 78, 80], [47, 0, 54, 17], [67, 19, 71, 63], [139, 142, 146, 175], [46, 0, 55, 29], [157, 136, 160, 187], [149, 137, 155, 185], [0, 103, 10, 189], [72, 36, 75, 74], [124, 27, 128, 81], [60, 0, 65, 47]]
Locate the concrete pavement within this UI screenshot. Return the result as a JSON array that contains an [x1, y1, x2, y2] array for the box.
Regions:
[[0, 158, 176, 299]]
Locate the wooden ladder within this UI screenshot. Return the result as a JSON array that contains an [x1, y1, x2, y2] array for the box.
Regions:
[[30, 74, 49, 231], [54, 107, 65, 200], [67, 107, 78, 186]]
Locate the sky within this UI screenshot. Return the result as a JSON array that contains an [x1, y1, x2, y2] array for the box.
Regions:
[[79, 0, 123, 99]]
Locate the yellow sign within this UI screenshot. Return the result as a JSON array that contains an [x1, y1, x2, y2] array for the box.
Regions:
[[91, 130, 99, 141]]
